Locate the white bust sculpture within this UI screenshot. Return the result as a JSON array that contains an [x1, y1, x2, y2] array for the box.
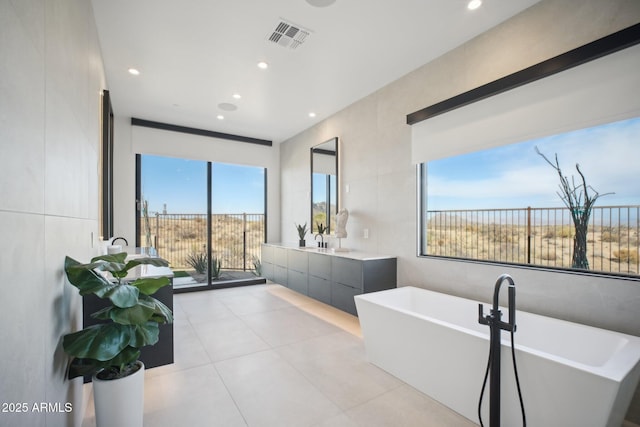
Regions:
[[335, 209, 349, 238]]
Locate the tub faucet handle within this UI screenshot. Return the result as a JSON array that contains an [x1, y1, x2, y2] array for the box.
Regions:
[[478, 303, 488, 325]]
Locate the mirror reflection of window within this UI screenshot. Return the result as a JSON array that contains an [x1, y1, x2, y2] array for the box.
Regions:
[[311, 138, 338, 234]]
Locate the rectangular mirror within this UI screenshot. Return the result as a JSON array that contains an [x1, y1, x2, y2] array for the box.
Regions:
[[100, 89, 114, 241], [311, 137, 339, 234]]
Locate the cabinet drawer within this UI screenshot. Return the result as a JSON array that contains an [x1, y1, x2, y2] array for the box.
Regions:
[[331, 282, 359, 315], [275, 265, 288, 286], [288, 250, 308, 273], [308, 276, 330, 304], [274, 247, 288, 267], [331, 257, 362, 290], [308, 253, 331, 279], [288, 270, 308, 295], [261, 244, 275, 264], [362, 258, 397, 293], [261, 262, 275, 281]]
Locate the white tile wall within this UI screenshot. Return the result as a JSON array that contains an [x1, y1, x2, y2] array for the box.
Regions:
[[0, 1, 46, 215], [0, 211, 47, 427], [1, 1, 105, 426], [44, 216, 97, 427]]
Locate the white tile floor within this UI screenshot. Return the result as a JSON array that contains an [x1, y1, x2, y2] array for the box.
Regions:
[[82, 284, 477, 427]]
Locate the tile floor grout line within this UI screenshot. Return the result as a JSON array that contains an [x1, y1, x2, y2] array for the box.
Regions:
[[187, 308, 234, 367], [273, 342, 353, 417], [211, 360, 250, 427], [179, 289, 267, 426], [212, 287, 351, 425], [187, 310, 275, 367], [209, 288, 336, 426], [273, 332, 409, 416], [259, 286, 419, 419]]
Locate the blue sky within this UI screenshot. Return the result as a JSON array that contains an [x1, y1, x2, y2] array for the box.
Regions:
[[140, 156, 265, 214], [313, 173, 336, 203], [426, 117, 640, 210]]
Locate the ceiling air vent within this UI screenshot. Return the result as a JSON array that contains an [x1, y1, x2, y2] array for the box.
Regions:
[[267, 19, 311, 50]]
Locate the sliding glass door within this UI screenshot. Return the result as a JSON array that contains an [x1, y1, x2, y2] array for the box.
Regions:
[[136, 154, 266, 288], [211, 163, 266, 272]]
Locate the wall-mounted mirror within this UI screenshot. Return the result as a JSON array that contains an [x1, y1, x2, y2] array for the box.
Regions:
[[311, 137, 339, 234]]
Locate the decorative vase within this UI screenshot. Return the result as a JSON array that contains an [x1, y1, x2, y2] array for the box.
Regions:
[[299, 239, 305, 247], [92, 361, 144, 427]]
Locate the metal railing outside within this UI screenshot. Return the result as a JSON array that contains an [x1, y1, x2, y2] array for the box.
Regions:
[[145, 213, 265, 271], [425, 205, 640, 276]]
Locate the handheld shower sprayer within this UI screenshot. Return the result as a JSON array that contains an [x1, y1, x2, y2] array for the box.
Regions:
[[508, 284, 516, 330]]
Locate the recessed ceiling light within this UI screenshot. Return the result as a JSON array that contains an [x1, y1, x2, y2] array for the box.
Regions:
[[232, 93, 242, 99], [257, 61, 269, 69], [306, 0, 336, 7], [218, 102, 238, 111], [467, 0, 482, 10], [217, 115, 224, 120], [308, 112, 317, 118], [128, 68, 140, 75]]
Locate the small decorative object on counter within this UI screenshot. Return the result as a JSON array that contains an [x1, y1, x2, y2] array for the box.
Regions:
[[295, 222, 309, 247], [316, 223, 327, 248], [335, 209, 350, 252]]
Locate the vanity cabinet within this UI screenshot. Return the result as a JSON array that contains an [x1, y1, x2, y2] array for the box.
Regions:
[[261, 244, 396, 315]]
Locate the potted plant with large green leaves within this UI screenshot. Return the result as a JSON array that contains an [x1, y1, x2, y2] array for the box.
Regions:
[[62, 252, 173, 427]]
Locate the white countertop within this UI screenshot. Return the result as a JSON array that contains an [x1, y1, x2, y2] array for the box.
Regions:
[[123, 249, 174, 280], [124, 264, 174, 280], [97, 251, 174, 282], [98, 264, 174, 283], [263, 242, 396, 261]]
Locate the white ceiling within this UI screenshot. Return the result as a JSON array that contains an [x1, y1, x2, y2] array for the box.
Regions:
[[91, 0, 540, 144]]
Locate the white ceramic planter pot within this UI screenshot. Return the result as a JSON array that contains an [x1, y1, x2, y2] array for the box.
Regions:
[[92, 361, 144, 427]]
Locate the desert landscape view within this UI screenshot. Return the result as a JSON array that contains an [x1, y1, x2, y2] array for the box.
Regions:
[[139, 205, 639, 279], [427, 205, 639, 275], [140, 213, 265, 277]]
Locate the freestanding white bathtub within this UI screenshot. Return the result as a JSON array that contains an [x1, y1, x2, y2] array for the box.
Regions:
[[355, 286, 640, 427]]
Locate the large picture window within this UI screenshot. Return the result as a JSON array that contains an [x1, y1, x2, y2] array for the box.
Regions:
[[419, 117, 640, 277]]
